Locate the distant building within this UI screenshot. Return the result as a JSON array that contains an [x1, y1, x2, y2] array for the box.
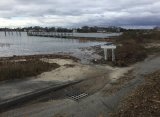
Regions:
[[97, 29, 107, 33], [73, 29, 77, 33], [154, 26, 160, 31]]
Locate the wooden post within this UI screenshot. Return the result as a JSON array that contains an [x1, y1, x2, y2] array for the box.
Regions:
[[11, 30, 13, 35], [5, 29, 7, 36], [19, 31, 21, 36], [8, 30, 10, 35], [101, 44, 116, 62], [104, 49, 108, 60], [16, 30, 18, 35], [112, 49, 115, 61]]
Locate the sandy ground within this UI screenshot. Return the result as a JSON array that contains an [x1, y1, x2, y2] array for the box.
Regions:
[[0, 56, 134, 117], [1, 55, 160, 117], [39, 58, 108, 82], [39, 58, 131, 82], [0, 57, 131, 104]]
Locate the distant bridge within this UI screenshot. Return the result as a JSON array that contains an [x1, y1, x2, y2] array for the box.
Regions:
[[27, 31, 74, 38]]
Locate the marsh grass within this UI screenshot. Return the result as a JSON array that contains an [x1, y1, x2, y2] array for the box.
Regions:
[[0, 59, 60, 81], [114, 39, 147, 66]]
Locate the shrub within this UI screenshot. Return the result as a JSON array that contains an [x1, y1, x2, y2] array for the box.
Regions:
[[0, 59, 60, 81], [115, 39, 147, 66]]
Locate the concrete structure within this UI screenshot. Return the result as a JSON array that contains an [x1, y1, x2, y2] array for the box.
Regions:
[[101, 44, 117, 61]]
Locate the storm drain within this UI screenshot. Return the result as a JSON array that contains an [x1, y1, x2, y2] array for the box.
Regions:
[[67, 92, 88, 101], [67, 89, 88, 101]]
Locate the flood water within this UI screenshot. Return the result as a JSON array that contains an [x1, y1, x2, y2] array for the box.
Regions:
[[0, 32, 119, 57]]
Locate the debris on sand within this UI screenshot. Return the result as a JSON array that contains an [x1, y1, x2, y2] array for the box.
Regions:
[[111, 70, 160, 117]]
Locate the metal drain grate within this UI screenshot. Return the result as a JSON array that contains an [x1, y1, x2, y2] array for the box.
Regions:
[[68, 93, 88, 101]]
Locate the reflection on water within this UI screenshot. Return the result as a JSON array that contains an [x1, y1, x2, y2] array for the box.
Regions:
[[73, 32, 122, 38], [0, 43, 11, 47], [0, 32, 107, 57]]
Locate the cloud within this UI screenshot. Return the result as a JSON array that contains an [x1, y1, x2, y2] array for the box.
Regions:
[[0, 0, 159, 28]]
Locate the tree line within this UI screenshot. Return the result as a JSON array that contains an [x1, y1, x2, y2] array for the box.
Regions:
[[0, 26, 157, 33]]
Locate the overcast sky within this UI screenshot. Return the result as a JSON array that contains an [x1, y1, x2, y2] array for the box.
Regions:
[[0, 0, 160, 28]]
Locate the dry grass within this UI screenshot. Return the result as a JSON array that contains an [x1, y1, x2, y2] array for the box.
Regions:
[[92, 39, 147, 67], [114, 39, 147, 66], [114, 31, 160, 66], [0, 59, 60, 81]]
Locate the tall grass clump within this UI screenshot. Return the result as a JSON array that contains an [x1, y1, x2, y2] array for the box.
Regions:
[[115, 39, 147, 66], [0, 59, 60, 81]]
